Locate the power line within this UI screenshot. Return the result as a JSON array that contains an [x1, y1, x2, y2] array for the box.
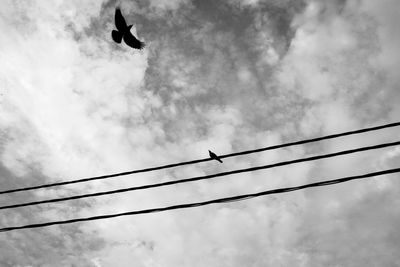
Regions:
[[0, 167, 399, 233], [1, 121, 400, 195], [1, 140, 399, 211]]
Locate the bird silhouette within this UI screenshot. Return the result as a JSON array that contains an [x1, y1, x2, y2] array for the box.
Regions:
[[112, 8, 145, 50], [209, 150, 223, 163]]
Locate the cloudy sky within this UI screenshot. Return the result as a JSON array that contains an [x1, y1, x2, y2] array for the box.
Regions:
[[1, 0, 400, 266]]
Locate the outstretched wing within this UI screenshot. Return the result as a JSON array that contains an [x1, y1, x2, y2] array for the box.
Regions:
[[112, 30, 123, 43], [123, 32, 145, 50], [115, 8, 127, 31]]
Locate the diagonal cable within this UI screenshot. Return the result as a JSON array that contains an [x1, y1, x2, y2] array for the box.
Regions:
[[0, 167, 399, 232], [1, 140, 399, 210], [1, 121, 399, 195]]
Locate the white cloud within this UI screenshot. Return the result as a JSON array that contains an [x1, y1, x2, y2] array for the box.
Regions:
[[273, 0, 400, 265], [1, 0, 400, 266], [0, 0, 151, 264]]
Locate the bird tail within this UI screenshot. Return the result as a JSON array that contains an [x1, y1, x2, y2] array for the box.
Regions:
[[112, 30, 123, 43], [137, 40, 146, 50], [217, 158, 223, 163]]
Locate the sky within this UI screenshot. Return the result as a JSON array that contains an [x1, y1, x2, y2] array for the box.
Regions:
[[1, 0, 400, 266]]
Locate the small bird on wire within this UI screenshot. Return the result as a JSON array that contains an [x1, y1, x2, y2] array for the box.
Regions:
[[209, 150, 223, 163], [112, 8, 145, 50]]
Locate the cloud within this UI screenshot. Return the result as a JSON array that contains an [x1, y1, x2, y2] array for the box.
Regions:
[[0, 0, 150, 265], [272, 0, 400, 265], [1, 0, 400, 266], [149, 0, 191, 13]]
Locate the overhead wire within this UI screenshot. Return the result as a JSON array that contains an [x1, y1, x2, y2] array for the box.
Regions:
[[1, 121, 400, 195], [1, 167, 399, 232], [1, 140, 399, 210]]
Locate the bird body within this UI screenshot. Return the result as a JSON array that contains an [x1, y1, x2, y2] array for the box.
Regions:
[[112, 8, 145, 49], [209, 150, 223, 163]]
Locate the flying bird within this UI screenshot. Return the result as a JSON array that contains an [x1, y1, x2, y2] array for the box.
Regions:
[[112, 8, 145, 50], [209, 150, 223, 163]]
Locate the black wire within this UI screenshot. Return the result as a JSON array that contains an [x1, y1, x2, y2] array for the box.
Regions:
[[1, 167, 399, 233], [1, 121, 399, 195], [1, 140, 399, 210]]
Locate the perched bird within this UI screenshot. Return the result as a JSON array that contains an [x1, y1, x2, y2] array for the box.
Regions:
[[112, 8, 145, 50], [209, 150, 223, 163]]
